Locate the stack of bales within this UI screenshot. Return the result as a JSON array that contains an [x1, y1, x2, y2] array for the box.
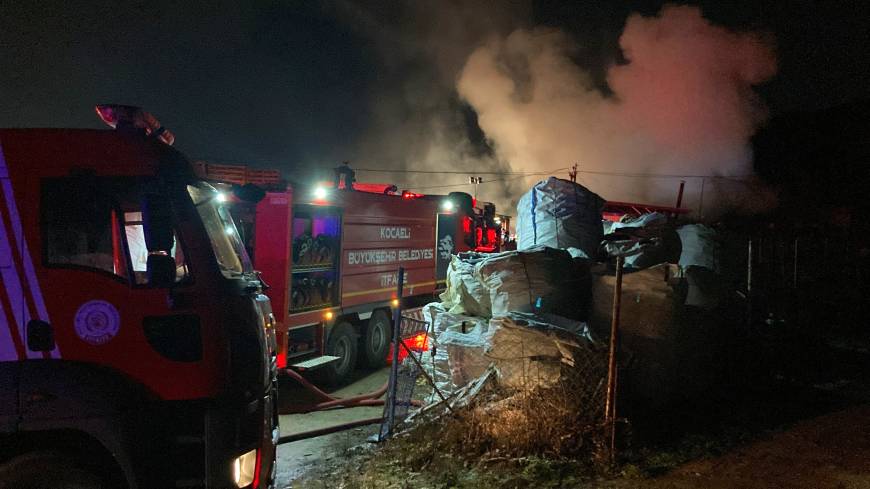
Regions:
[[424, 176, 725, 409]]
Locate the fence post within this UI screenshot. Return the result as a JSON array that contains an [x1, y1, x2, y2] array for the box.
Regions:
[[381, 266, 405, 441], [605, 255, 624, 463]]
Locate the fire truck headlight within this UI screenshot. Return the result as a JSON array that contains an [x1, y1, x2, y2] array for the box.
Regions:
[[216, 192, 228, 203], [232, 449, 258, 487], [442, 200, 454, 212], [313, 186, 328, 200]]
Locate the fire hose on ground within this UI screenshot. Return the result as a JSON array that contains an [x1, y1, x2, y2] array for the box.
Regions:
[[276, 367, 424, 445], [277, 285, 443, 445]]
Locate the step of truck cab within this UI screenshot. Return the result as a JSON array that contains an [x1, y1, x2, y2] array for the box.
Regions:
[[290, 355, 340, 370]]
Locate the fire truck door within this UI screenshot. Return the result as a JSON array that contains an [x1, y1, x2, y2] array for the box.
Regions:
[[24, 176, 221, 402]]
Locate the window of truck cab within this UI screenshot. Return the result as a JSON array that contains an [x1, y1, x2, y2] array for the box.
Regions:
[[41, 176, 189, 285], [186, 182, 253, 278]]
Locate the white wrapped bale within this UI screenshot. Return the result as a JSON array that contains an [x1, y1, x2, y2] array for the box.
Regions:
[[476, 247, 591, 320], [420, 304, 491, 394], [516, 177, 605, 258], [486, 318, 562, 389], [438, 255, 491, 317], [441, 318, 491, 389], [439, 246, 591, 320]]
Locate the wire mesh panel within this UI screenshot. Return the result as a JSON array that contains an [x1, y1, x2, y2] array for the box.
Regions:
[[378, 314, 430, 441]]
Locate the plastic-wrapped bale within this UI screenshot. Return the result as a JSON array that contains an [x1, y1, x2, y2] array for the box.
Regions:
[[516, 177, 606, 258], [602, 212, 681, 271], [439, 255, 491, 317], [505, 311, 600, 343], [677, 224, 722, 308], [440, 317, 491, 390], [590, 264, 680, 408], [590, 263, 679, 340], [603, 211, 669, 236], [475, 246, 592, 320], [418, 304, 491, 396], [484, 313, 600, 390], [677, 224, 720, 273]]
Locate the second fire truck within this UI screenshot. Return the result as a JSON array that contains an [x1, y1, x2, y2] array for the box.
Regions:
[[198, 163, 506, 383]]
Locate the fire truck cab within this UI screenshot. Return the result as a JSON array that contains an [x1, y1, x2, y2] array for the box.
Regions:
[[0, 107, 277, 488]]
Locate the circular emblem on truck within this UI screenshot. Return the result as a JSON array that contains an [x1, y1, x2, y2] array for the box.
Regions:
[[74, 300, 121, 345]]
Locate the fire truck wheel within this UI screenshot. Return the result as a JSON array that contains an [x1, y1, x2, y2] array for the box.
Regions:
[[362, 309, 391, 368], [0, 451, 102, 489], [323, 321, 358, 385]]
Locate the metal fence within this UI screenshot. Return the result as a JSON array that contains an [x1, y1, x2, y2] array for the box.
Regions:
[[377, 313, 430, 441]]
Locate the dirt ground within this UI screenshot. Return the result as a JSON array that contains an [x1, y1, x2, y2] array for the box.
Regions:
[[275, 368, 390, 488], [284, 401, 870, 489], [279, 337, 870, 489], [603, 404, 870, 489]]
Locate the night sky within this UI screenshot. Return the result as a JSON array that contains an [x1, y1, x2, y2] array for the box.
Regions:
[[2, 1, 869, 187]]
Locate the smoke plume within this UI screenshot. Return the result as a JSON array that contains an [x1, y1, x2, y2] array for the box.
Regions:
[[458, 4, 777, 216], [340, 3, 777, 218]]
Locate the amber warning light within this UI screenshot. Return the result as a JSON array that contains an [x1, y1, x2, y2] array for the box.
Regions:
[[95, 104, 175, 146]]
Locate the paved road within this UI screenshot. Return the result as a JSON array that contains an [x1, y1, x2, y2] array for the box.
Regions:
[[275, 368, 390, 488]]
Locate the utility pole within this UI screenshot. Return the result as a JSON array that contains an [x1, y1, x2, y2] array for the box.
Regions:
[[469, 176, 483, 200]]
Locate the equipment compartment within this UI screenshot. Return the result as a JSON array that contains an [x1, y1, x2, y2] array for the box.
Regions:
[[290, 271, 337, 311], [290, 205, 341, 312], [286, 324, 319, 359]]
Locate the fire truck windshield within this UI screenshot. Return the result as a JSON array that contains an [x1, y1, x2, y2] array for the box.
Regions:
[[187, 183, 253, 278]]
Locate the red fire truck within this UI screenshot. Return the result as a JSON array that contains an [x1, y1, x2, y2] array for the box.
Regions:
[[0, 106, 277, 488], [198, 163, 505, 383]]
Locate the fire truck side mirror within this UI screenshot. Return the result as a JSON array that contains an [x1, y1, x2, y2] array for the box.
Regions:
[[233, 183, 266, 203], [142, 193, 174, 251], [142, 194, 176, 288], [146, 254, 176, 288]]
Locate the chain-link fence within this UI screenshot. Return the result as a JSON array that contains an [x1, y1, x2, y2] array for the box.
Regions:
[[377, 306, 611, 459], [483, 326, 609, 407], [461, 319, 610, 457]]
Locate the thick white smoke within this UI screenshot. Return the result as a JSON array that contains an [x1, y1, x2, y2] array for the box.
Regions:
[[457, 4, 777, 217]]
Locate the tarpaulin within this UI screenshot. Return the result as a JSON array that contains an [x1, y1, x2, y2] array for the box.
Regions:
[[676, 224, 720, 273]]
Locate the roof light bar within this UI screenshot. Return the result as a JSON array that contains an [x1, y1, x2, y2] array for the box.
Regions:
[[95, 104, 175, 146]]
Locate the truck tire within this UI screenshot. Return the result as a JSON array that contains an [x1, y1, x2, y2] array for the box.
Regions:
[[362, 309, 392, 369], [0, 451, 102, 489], [323, 321, 358, 385]]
